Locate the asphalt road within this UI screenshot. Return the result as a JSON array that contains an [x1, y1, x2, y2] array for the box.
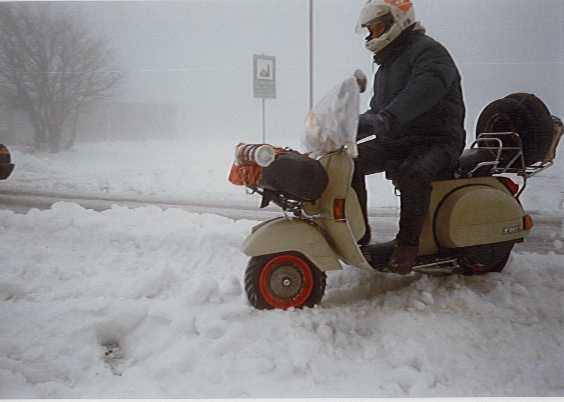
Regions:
[[0, 190, 562, 255]]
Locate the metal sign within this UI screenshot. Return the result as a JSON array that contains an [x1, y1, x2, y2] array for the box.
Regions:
[[253, 55, 276, 99]]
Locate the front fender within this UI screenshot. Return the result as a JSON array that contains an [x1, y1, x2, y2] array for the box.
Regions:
[[242, 217, 341, 272]]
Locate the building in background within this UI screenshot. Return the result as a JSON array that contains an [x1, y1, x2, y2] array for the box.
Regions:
[[78, 102, 179, 143], [2, 1, 562, 148], [0, 102, 178, 146], [0, 106, 14, 145]]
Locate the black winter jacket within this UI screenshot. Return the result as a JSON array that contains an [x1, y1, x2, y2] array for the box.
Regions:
[[365, 27, 466, 156]]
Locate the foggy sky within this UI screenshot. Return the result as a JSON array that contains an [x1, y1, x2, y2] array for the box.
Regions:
[[68, 0, 564, 147]]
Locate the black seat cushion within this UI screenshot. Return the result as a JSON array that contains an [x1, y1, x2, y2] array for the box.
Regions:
[[259, 152, 329, 201], [457, 148, 497, 177]]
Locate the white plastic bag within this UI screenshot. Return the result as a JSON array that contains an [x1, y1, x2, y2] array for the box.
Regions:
[[302, 74, 362, 157]]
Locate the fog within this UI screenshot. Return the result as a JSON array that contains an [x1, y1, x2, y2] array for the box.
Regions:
[[2, 0, 563, 149], [1, 5, 564, 397]]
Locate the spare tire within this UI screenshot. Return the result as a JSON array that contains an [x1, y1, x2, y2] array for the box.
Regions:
[[505, 93, 554, 162], [476, 93, 553, 165]]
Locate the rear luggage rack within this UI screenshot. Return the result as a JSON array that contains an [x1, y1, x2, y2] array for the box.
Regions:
[[470, 132, 552, 178]]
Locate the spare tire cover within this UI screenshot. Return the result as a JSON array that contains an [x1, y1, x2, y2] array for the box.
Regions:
[[476, 93, 553, 165]]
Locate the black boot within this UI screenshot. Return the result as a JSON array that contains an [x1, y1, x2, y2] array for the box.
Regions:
[[362, 240, 395, 269], [389, 244, 419, 275]]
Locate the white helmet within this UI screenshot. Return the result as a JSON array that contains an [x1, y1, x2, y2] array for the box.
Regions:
[[356, 0, 417, 54]]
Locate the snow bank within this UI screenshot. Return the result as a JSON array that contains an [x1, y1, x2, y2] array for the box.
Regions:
[[6, 138, 564, 215], [1, 203, 563, 397], [6, 139, 400, 211]]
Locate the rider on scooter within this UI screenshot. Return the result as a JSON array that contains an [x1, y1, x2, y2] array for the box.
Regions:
[[354, 0, 466, 274]]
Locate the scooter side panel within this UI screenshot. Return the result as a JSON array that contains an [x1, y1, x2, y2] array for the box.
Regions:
[[435, 184, 529, 248], [242, 217, 342, 272], [345, 188, 367, 241], [419, 176, 520, 255], [316, 152, 373, 270]]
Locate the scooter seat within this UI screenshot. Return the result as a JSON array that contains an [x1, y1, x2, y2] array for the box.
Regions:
[[385, 148, 497, 184], [457, 148, 497, 177]]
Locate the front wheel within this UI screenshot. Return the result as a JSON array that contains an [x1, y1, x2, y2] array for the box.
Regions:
[[244, 252, 326, 310]]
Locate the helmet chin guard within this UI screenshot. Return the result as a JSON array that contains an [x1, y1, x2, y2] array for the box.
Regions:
[[356, 0, 417, 54]]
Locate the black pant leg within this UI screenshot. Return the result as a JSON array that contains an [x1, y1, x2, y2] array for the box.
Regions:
[[395, 145, 458, 246]]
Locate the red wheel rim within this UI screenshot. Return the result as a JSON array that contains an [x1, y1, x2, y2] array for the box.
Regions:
[[258, 254, 314, 309]]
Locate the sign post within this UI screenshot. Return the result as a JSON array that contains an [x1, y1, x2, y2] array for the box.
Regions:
[[309, 0, 314, 111], [253, 54, 276, 143]]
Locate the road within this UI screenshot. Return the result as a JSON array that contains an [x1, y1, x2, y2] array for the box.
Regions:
[[0, 190, 562, 255]]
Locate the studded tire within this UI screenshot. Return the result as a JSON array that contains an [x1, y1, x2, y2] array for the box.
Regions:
[[244, 252, 326, 310]]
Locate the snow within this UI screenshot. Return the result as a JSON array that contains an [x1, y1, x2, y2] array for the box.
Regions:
[[0, 201, 563, 397], [4, 137, 564, 215], [0, 0, 563, 396], [0, 133, 563, 397]]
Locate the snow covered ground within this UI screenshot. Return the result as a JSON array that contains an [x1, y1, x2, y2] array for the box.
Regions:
[[0, 139, 563, 397], [0, 202, 563, 397]]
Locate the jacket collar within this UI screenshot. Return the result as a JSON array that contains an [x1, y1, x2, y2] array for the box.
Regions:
[[373, 25, 422, 66]]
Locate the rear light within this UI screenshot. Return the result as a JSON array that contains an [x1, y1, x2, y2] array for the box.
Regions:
[[523, 214, 534, 231], [333, 199, 346, 221], [498, 176, 519, 195]]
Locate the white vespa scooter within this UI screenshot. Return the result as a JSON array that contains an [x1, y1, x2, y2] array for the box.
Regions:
[[229, 71, 561, 310]]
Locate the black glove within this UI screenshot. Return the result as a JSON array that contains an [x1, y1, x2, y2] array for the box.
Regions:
[[357, 111, 394, 142]]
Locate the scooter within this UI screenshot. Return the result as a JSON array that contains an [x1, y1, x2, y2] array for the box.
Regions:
[[229, 75, 562, 310]]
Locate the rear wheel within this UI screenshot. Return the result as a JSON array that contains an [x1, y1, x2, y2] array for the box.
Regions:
[[244, 252, 326, 310], [458, 242, 515, 275]]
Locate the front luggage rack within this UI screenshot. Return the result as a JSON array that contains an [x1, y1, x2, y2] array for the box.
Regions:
[[470, 132, 552, 178], [248, 187, 305, 217]]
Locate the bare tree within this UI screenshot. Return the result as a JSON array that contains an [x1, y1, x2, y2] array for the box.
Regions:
[[0, 3, 123, 152]]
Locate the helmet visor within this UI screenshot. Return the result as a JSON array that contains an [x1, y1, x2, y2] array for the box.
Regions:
[[357, 13, 395, 41], [355, 2, 390, 34]]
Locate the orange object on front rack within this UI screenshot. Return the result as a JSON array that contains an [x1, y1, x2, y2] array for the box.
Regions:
[[228, 143, 287, 188], [228, 162, 263, 187]]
